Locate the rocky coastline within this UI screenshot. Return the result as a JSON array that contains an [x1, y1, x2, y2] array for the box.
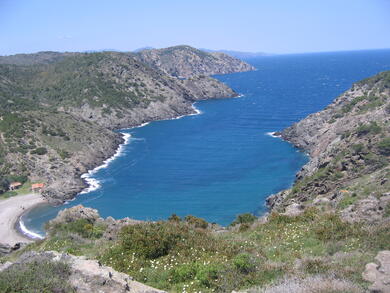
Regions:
[[266, 71, 390, 224]]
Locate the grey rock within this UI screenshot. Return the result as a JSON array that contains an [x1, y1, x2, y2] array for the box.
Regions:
[[363, 250, 390, 293]]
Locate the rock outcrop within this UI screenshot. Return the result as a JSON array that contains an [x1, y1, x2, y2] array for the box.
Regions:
[[47, 205, 142, 241], [363, 250, 390, 293]]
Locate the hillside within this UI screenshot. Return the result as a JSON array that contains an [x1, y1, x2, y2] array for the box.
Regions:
[[135, 45, 255, 78], [268, 71, 390, 224], [1, 71, 388, 293], [0, 47, 244, 202]]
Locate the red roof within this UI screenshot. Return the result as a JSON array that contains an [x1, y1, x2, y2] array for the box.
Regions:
[[32, 183, 44, 189]]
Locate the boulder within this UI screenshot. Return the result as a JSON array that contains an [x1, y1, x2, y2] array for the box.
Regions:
[[363, 250, 390, 293], [49, 205, 100, 226]]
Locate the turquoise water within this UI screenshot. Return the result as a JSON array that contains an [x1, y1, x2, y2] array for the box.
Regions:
[[23, 49, 390, 236]]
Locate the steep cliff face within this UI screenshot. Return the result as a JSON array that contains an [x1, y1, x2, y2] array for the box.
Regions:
[[0, 46, 244, 202], [135, 45, 255, 78], [268, 71, 390, 223]]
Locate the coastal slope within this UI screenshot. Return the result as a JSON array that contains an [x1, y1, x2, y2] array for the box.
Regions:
[[0, 46, 248, 203], [268, 71, 390, 223]]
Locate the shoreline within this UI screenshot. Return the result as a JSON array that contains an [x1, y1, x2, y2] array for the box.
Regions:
[[0, 193, 46, 246], [17, 102, 206, 239]]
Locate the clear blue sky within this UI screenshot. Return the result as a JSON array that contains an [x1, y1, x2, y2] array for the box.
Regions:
[[1, 0, 389, 55]]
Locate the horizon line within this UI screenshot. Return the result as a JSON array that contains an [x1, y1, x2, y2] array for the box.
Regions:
[[1, 46, 390, 58]]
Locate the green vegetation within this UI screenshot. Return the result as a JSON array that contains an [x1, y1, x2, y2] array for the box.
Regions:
[[378, 138, 390, 155], [0, 260, 74, 293], [18, 207, 389, 292], [355, 121, 382, 136], [30, 147, 48, 155], [357, 70, 390, 91], [341, 95, 366, 113], [48, 218, 106, 239]]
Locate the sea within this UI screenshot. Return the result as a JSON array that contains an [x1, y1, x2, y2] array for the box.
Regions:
[[22, 49, 390, 238]]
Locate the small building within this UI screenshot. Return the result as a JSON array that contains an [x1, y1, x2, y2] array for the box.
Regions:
[[31, 183, 44, 193], [9, 182, 22, 191]]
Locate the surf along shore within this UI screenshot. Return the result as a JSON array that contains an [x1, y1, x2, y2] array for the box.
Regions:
[[8, 103, 206, 244]]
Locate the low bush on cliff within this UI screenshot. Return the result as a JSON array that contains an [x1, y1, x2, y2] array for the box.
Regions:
[[355, 121, 382, 136], [378, 137, 390, 155], [0, 260, 74, 293], [49, 218, 106, 239]]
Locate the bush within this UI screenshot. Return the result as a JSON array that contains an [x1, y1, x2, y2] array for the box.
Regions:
[[378, 138, 390, 155], [231, 213, 257, 226], [184, 215, 208, 229], [30, 147, 48, 155], [168, 213, 181, 222], [49, 218, 105, 239], [313, 213, 361, 241], [355, 122, 381, 136], [120, 222, 193, 259], [0, 260, 74, 293], [351, 143, 364, 154], [233, 253, 256, 274]]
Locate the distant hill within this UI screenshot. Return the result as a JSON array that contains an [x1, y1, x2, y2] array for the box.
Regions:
[[134, 45, 256, 78], [0, 51, 79, 65], [133, 46, 155, 52], [200, 48, 269, 59]]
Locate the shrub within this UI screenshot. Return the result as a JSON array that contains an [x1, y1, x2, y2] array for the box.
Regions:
[[233, 253, 256, 274], [30, 147, 48, 155], [120, 222, 192, 259], [355, 122, 381, 136], [351, 143, 364, 154], [231, 213, 257, 226], [313, 213, 361, 241], [301, 257, 330, 274], [378, 138, 390, 155], [168, 213, 181, 222], [49, 218, 105, 239], [0, 260, 74, 293], [338, 195, 358, 209], [196, 264, 221, 287], [58, 149, 71, 160], [184, 215, 208, 229]]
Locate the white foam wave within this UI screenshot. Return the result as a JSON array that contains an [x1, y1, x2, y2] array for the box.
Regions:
[[266, 131, 281, 138], [190, 103, 202, 115], [132, 122, 150, 128], [19, 217, 44, 239], [80, 132, 131, 194]]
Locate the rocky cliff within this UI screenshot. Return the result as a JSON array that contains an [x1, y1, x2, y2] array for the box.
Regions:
[[268, 71, 390, 223], [135, 45, 255, 78], [0, 46, 250, 202]]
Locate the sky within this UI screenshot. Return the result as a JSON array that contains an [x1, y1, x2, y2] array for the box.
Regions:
[[1, 0, 390, 55]]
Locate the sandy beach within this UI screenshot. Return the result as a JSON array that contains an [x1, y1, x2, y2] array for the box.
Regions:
[[0, 193, 46, 246]]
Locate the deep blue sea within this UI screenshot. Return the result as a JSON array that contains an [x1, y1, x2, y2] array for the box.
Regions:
[[23, 49, 390, 237]]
